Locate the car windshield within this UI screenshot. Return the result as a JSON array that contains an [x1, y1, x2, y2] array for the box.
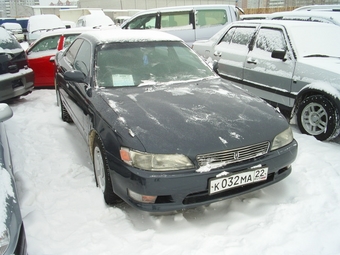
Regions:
[[289, 25, 340, 58], [95, 41, 215, 87]]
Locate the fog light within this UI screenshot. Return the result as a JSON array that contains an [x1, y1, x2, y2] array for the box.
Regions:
[[128, 189, 157, 204]]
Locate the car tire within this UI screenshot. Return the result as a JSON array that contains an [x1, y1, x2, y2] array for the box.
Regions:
[[297, 95, 340, 141], [57, 90, 73, 123], [93, 135, 121, 205]]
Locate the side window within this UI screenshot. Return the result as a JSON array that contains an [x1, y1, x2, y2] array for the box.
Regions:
[[231, 27, 256, 46], [196, 9, 228, 28], [63, 34, 80, 49], [74, 40, 91, 76], [127, 14, 156, 29], [218, 27, 256, 48], [29, 35, 60, 52], [65, 39, 83, 64], [220, 27, 236, 43], [160, 12, 191, 28], [254, 28, 286, 52]]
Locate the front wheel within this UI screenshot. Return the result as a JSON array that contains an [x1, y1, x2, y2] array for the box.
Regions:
[[93, 135, 121, 205], [297, 95, 340, 141]]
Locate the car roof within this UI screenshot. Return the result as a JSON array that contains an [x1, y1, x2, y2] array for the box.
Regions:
[[268, 10, 340, 25], [33, 27, 119, 41], [293, 4, 340, 11], [129, 4, 235, 14], [79, 29, 183, 45], [236, 18, 339, 28]]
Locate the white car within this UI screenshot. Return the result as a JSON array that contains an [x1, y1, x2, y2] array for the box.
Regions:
[[0, 22, 24, 42], [26, 14, 66, 44], [193, 20, 340, 141], [267, 10, 340, 26]]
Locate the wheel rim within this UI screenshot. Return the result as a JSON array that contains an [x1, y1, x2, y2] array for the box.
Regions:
[[301, 102, 328, 135], [94, 146, 106, 192]]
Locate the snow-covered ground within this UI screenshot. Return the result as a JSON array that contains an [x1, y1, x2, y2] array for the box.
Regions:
[[4, 89, 340, 255]]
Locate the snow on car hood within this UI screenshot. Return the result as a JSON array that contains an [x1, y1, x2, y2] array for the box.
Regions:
[[98, 79, 288, 154]]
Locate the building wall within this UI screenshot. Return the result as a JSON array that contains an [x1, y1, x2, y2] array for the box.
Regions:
[[78, 0, 239, 10]]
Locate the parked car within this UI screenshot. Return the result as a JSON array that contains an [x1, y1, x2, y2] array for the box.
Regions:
[[26, 14, 66, 44], [0, 27, 34, 102], [0, 103, 28, 255], [193, 20, 340, 141], [0, 22, 24, 42], [76, 14, 114, 28], [54, 29, 297, 213], [26, 27, 96, 88], [121, 5, 243, 46], [268, 10, 340, 26]]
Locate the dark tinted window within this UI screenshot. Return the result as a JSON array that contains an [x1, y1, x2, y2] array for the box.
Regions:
[[95, 41, 213, 88], [65, 38, 83, 64], [74, 40, 91, 76]]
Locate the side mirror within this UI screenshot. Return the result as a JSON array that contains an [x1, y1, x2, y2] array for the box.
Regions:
[[272, 49, 286, 61], [64, 70, 87, 83], [0, 104, 13, 122]]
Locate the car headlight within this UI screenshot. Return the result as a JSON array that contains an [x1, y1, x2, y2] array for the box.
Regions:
[[271, 127, 293, 151], [120, 147, 194, 171], [0, 228, 10, 255]]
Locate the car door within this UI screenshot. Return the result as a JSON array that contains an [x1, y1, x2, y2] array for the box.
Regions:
[[27, 35, 61, 86], [243, 25, 295, 107], [214, 25, 257, 81], [59, 38, 92, 138]]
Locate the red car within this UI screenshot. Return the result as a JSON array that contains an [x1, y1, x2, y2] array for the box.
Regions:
[[26, 27, 96, 88]]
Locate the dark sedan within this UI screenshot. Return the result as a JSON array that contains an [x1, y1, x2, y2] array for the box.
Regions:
[[55, 29, 298, 212]]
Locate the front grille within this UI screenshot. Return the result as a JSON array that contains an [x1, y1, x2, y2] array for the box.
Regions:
[[196, 141, 270, 166]]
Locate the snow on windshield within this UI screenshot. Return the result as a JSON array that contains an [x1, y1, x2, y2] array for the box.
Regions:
[[290, 25, 340, 58]]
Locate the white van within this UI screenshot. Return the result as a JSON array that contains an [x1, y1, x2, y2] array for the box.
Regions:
[[121, 5, 243, 46], [26, 14, 65, 44], [76, 14, 114, 28]]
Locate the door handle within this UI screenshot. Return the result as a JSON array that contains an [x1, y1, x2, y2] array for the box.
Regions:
[[247, 57, 257, 64]]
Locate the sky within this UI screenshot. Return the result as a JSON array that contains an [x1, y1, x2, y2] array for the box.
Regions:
[[3, 88, 340, 255]]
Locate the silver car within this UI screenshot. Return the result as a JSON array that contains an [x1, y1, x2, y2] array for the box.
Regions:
[[193, 20, 340, 141], [0, 104, 27, 255]]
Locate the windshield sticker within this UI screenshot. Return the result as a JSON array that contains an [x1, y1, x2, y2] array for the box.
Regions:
[[112, 74, 134, 87]]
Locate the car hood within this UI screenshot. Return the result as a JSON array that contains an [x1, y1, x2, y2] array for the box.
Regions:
[[97, 79, 288, 154]]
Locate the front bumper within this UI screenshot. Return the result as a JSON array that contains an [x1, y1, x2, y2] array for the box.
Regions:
[[107, 140, 298, 212]]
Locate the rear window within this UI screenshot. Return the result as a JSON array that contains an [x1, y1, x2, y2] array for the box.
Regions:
[[0, 27, 21, 51]]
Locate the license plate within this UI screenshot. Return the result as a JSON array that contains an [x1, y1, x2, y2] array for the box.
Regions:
[[209, 167, 268, 195]]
